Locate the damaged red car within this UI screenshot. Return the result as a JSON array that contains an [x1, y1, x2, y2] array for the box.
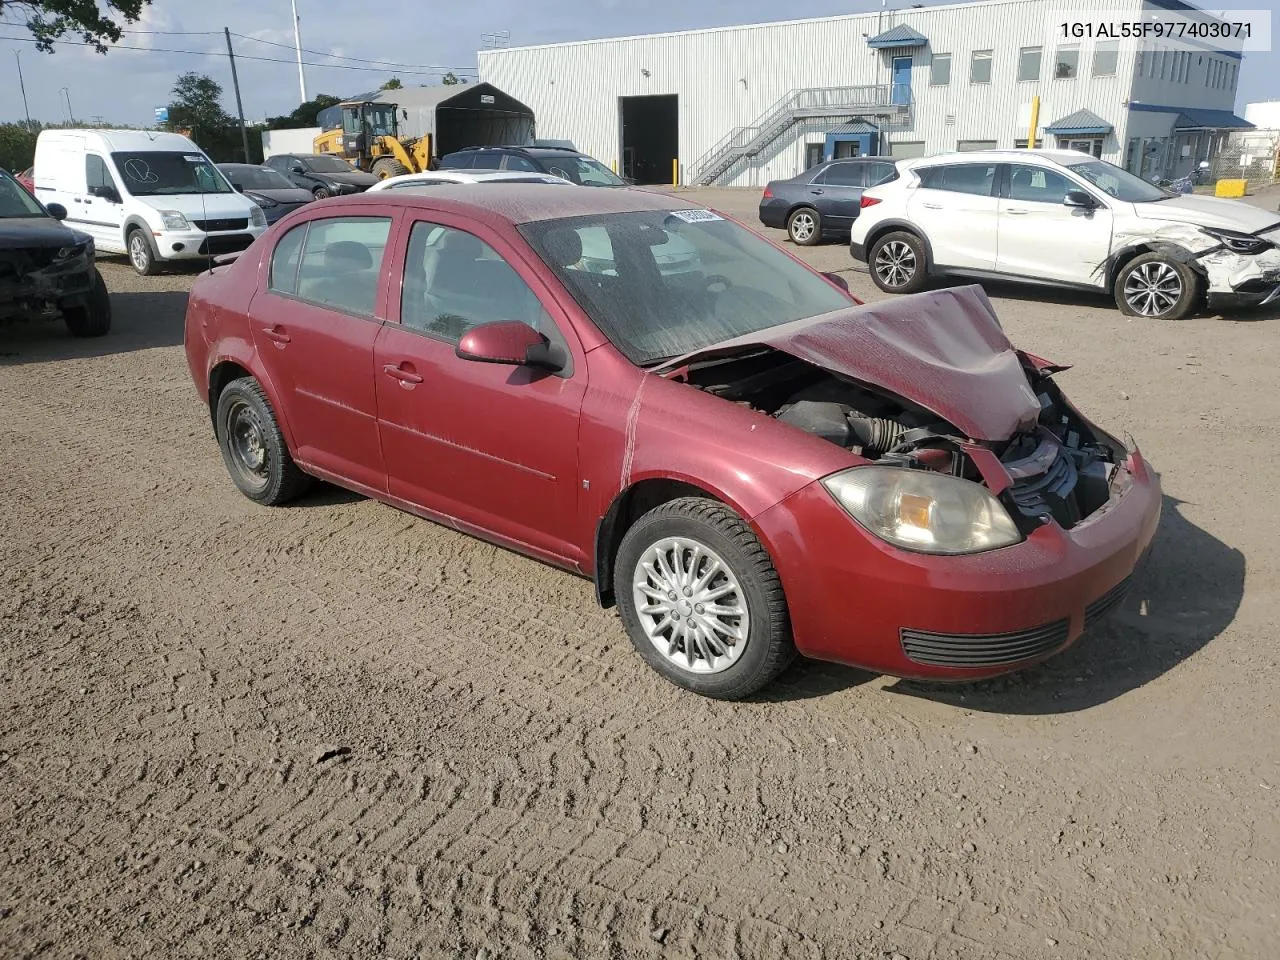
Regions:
[[184, 186, 1161, 699]]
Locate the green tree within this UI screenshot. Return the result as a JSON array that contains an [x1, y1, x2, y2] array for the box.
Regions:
[[441, 72, 460, 86], [0, 0, 152, 52], [265, 94, 342, 131], [380, 77, 402, 91], [165, 72, 232, 144]]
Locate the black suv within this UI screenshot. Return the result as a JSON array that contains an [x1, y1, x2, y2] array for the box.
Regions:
[[439, 146, 629, 187], [0, 168, 111, 338]]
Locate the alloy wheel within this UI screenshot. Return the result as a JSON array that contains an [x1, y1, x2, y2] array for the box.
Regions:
[[1123, 261, 1183, 317], [790, 212, 816, 242], [631, 536, 750, 675], [129, 235, 149, 272], [874, 240, 916, 288]]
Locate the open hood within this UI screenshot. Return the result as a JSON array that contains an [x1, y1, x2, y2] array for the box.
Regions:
[[658, 285, 1042, 441]]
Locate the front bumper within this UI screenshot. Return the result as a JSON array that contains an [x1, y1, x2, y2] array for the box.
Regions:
[[752, 450, 1162, 680], [1198, 245, 1280, 300], [153, 226, 266, 261], [0, 252, 96, 319]]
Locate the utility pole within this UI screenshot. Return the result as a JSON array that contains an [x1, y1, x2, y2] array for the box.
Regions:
[[15, 52, 31, 126], [224, 28, 252, 163], [290, 0, 307, 103], [59, 86, 74, 123]]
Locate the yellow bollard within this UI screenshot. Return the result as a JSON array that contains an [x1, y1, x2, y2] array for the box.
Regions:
[[672, 158, 678, 186], [1027, 96, 1039, 149]]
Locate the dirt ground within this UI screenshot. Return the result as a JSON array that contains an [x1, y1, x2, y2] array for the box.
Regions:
[[3, 186, 1280, 960]]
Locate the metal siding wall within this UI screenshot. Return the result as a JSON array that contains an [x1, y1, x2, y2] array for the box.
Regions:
[[479, 0, 1151, 186]]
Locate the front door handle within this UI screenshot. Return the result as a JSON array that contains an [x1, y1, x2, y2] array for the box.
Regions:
[[1005, 209, 1030, 216], [810, 189, 824, 195], [922, 202, 942, 210], [383, 362, 423, 386], [262, 326, 291, 344]]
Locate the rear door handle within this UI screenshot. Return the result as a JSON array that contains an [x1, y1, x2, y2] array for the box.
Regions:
[[922, 202, 942, 209], [1005, 209, 1030, 216], [262, 327, 291, 344], [383, 363, 423, 385]]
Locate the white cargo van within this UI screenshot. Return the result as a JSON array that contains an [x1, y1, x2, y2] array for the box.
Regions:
[[33, 129, 267, 276]]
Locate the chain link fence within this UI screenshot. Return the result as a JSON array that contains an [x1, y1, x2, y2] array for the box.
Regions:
[[1214, 129, 1280, 185]]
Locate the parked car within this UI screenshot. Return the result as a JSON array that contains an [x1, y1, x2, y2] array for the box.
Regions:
[[184, 185, 1159, 700], [368, 170, 572, 191], [849, 148, 1280, 319], [439, 145, 630, 187], [16, 167, 34, 193], [0, 167, 111, 337], [33, 128, 267, 276], [218, 163, 315, 224], [759, 157, 899, 246], [263, 153, 379, 199]]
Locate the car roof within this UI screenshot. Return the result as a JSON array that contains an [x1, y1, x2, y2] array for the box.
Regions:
[[336, 183, 707, 224], [373, 170, 570, 189], [903, 148, 1091, 167], [218, 162, 271, 170]]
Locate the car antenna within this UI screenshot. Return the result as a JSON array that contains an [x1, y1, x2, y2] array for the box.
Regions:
[[202, 160, 213, 275]]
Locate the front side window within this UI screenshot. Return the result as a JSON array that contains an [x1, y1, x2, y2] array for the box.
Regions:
[[1092, 41, 1119, 76], [401, 222, 556, 344], [227, 166, 294, 190], [0, 170, 45, 218], [270, 216, 391, 315], [503, 155, 540, 172], [110, 151, 232, 196], [365, 105, 397, 138], [918, 163, 997, 196], [302, 155, 359, 174], [1006, 165, 1072, 204], [1017, 47, 1042, 82], [519, 210, 851, 366], [970, 50, 993, 84], [930, 53, 951, 86], [86, 154, 114, 191], [538, 155, 626, 186], [1055, 45, 1080, 78]]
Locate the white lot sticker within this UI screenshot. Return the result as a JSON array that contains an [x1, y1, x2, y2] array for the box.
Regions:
[[184, 154, 205, 162], [669, 208, 724, 223]]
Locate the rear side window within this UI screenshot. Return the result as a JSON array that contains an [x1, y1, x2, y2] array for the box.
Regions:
[[86, 154, 113, 190], [439, 152, 474, 169], [469, 152, 502, 170], [270, 216, 392, 316], [503, 155, 540, 172], [917, 163, 997, 196]]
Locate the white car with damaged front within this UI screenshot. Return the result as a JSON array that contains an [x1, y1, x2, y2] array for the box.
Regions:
[[848, 149, 1280, 320]]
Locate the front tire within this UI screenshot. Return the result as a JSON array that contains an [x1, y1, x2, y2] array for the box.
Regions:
[[214, 378, 311, 505], [371, 157, 408, 179], [1114, 252, 1199, 319], [615, 497, 795, 700], [868, 230, 928, 293], [63, 269, 112, 338], [127, 228, 158, 276], [787, 207, 822, 246], [312, 186, 331, 200]]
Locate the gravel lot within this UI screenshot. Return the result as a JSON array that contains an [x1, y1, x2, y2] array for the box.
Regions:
[[3, 186, 1279, 959]]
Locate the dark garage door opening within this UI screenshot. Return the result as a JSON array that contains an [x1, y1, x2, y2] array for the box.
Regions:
[[620, 95, 678, 185]]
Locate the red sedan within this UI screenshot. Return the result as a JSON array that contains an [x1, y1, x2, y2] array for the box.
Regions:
[[184, 185, 1160, 699]]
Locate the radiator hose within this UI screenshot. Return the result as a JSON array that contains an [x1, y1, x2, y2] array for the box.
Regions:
[[847, 416, 909, 456]]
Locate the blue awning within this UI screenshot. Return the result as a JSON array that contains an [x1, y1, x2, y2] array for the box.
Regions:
[[826, 121, 880, 135], [1130, 103, 1254, 131], [1045, 109, 1113, 136], [866, 24, 928, 49]]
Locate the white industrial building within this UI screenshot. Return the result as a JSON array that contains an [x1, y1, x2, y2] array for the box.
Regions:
[[478, 0, 1252, 186]]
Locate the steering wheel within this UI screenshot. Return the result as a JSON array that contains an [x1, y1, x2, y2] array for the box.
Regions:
[[705, 274, 733, 295]]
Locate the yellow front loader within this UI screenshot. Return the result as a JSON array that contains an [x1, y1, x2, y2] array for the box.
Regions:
[[313, 100, 433, 179]]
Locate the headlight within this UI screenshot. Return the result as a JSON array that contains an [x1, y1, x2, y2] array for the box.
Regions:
[[822, 467, 1023, 555], [1201, 226, 1271, 255], [249, 205, 267, 228], [54, 241, 89, 261], [158, 210, 190, 231]]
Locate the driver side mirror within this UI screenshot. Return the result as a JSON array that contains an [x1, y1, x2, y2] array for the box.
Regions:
[[455, 320, 566, 373], [46, 202, 68, 221], [90, 184, 121, 203], [1064, 190, 1097, 209], [290, 165, 306, 175]]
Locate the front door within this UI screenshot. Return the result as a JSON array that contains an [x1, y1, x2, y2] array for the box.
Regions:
[[247, 212, 394, 492], [908, 161, 1000, 270], [374, 216, 587, 564], [891, 56, 913, 105], [997, 163, 1113, 287], [80, 153, 125, 253]]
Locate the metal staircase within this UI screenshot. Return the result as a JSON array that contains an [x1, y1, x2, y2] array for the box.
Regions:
[[690, 85, 910, 186]]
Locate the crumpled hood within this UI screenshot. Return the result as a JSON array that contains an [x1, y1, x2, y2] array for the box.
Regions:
[[662, 285, 1042, 441], [0, 216, 89, 250], [1130, 194, 1280, 234]]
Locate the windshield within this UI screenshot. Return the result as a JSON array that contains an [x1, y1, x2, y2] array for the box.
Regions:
[[537, 155, 627, 187], [365, 105, 397, 138], [0, 171, 46, 218], [1064, 158, 1171, 202], [111, 151, 232, 196], [304, 155, 358, 174], [520, 210, 852, 365], [227, 166, 295, 190]]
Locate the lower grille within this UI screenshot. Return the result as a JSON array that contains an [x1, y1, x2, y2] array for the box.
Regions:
[[901, 619, 1070, 668], [1084, 575, 1132, 630], [197, 234, 255, 256], [191, 217, 249, 232]]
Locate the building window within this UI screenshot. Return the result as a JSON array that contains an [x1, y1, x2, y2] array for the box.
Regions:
[[1058, 137, 1104, 159], [970, 50, 993, 84], [1017, 47, 1042, 82], [956, 139, 998, 152], [930, 53, 952, 86], [888, 140, 926, 159], [1055, 45, 1080, 79], [1091, 41, 1118, 77]]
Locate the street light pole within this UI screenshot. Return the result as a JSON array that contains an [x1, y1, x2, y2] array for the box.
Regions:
[[15, 52, 31, 126], [290, 0, 308, 103]]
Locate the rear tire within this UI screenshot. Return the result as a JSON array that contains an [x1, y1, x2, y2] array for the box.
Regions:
[[312, 186, 331, 200], [1113, 252, 1199, 320], [787, 207, 822, 246], [127, 228, 158, 276], [615, 497, 796, 700], [371, 157, 409, 179], [868, 230, 928, 294], [63, 270, 112, 338], [214, 378, 311, 506]]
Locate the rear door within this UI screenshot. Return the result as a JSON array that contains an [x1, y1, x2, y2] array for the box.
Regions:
[[907, 161, 1000, 269], [996, 163, 1113, 287]]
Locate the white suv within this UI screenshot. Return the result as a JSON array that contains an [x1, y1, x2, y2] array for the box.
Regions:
[[849, 149, 1280, 319]]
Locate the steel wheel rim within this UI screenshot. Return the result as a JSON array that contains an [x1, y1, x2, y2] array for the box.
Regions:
[[791, 212, 816, 242], [875, 240, 916, 288], [1124, 261, 1182, 317], [226, 400, 270, 491], [632, 536, 750, 675], [129, 235, 149, 271]]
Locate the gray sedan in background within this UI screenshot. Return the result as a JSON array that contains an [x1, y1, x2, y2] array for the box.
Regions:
[[759, 157, 899, 245]]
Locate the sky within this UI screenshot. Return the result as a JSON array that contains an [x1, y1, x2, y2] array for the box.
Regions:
[[1, 0, 1277, 126]]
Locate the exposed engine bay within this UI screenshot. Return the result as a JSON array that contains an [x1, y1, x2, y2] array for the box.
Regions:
[[675, 348, 1129, 530]]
